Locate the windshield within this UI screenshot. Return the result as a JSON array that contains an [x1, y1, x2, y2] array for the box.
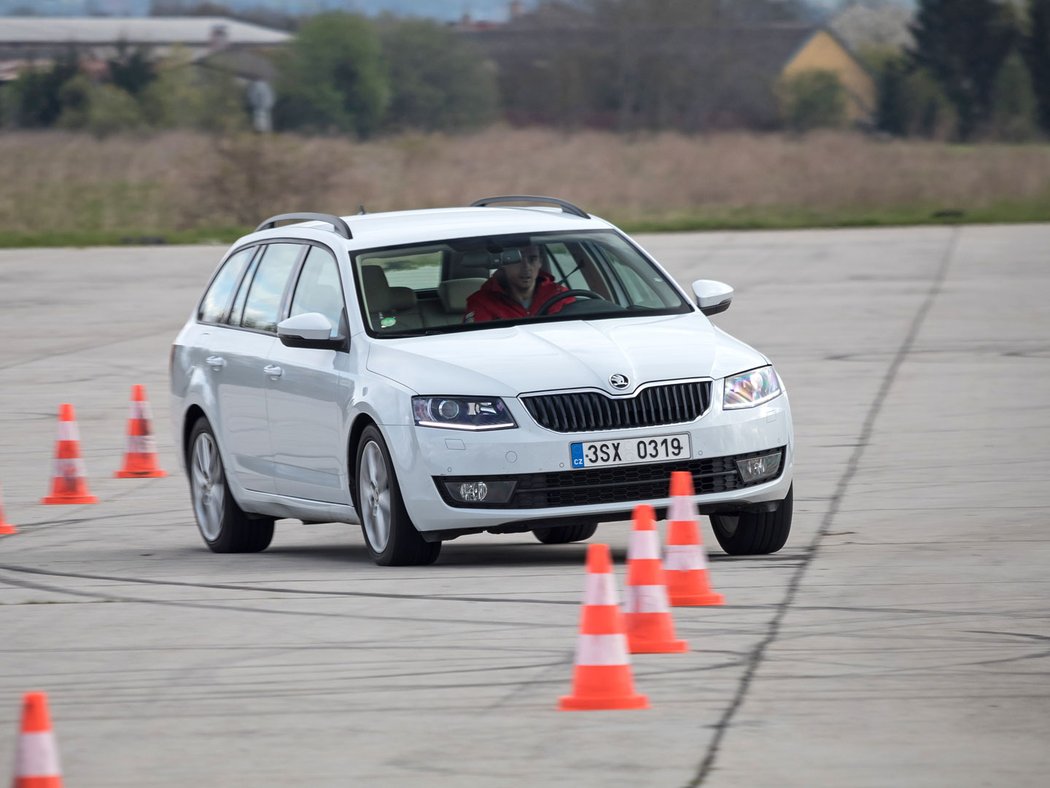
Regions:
[[353, 230, 691, 337]]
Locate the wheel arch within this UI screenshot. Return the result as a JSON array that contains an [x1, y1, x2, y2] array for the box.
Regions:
[[347, 412, 380, 510], [182, 404, 208, 467]]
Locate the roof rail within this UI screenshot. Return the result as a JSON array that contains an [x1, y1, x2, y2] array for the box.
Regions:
[[470, 195, 589, 219], [255, 212, 352, 239]]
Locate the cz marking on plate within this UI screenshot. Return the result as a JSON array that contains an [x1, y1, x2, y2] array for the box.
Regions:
[[570, 433, 691, 469]]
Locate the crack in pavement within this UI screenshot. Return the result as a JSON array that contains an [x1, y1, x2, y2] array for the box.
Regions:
[[687, 227, 960, 787], [0, 563, 579, 606]]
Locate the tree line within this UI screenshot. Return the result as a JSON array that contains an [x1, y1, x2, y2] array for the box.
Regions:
[[1, 0, 1049, 141], [0, 13, 498, 137], [877, 0, 1050, 140]]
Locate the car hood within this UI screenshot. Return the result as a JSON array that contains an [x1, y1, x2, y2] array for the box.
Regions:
[[366, 314, 768, 396]]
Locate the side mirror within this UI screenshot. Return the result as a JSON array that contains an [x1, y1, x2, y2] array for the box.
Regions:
[[277, 312, 347, 351], [691, 280, 733, 316]]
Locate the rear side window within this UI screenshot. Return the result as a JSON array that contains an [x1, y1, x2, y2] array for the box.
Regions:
[[198, 247, 253, 324], [241, 244, 302, 333], [228, 250, 260, 327]]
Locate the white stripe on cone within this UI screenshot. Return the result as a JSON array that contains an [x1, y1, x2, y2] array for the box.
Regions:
[[132, 402, 153, 420], [664, 544, 708, 571], [15, 731, 61, 777], [625, 584, 670, 614], [575, 633, 630, 666], [52, 457, 86, 478], [56, 422, 79, 441], [126, 434, 157, 454], [668, 494, 699, 522], [583, 573, 619, 606], [628, 530, 660, 559]]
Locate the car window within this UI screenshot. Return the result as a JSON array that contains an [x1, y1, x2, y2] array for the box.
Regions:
[[350, 231, 688, 336], [353, 230, 690, 337], [358, 250, 443, 290], [241, 243, 302, 333], [227, 249, 260, 327], [593, 238, 683, 308], [289, 246, 344, 337], [354, 249, 444, 331], [198, 247, 253, 324], [546, 243, 591, 290]]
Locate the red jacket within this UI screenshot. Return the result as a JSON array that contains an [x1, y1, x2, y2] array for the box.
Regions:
[[465, 272, 573, 322]]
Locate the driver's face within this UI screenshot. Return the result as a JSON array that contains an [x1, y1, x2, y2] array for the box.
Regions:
[[503, 247, 542, 299]]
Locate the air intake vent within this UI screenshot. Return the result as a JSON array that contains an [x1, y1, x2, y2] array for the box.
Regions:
[[521, 381, 711, 433]]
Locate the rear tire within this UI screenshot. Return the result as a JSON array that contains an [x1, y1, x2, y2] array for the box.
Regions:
[[187, 418, 274, 553], [533, 522, 598, 544], [711, 485, 792, 555], [356, 425, 441, 566]]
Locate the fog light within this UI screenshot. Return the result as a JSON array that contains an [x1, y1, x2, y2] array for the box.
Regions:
[[736, 452, 782, 483], [443, 479, 517, 504], [460, 481, 488, 502]]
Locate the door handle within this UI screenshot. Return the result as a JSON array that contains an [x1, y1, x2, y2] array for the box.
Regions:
[[263, 365, 283, 378], [205, 355, 226, 369]]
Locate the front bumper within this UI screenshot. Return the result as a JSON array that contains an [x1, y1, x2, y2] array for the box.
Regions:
[[435, 446, 785, 509], [385, 391, 794, 535]]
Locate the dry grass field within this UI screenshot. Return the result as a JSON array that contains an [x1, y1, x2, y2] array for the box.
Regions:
[[1, 128, 1048, 244]]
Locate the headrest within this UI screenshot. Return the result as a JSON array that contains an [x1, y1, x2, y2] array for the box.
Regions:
[[438, 278, 486, 313], [389, 286, 417, 312], [360, 265, 392, 312]]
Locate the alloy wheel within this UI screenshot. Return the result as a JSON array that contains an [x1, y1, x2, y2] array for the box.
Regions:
[[359, 440, 392, 553], [191, 431, 225, 542]]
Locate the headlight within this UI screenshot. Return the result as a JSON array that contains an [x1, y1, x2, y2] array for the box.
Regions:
[[723, 366, 782, 409], [412, 396, 517, 431]]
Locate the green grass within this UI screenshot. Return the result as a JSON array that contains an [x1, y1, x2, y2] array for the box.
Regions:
[[0, 226, 249, 248], [1, 130, 1049, 247], [616, 199, 1050, 234], [3, 197, 1049, 248]]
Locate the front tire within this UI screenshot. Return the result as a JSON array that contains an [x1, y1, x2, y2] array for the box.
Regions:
[[187, 418, 274, 553], [711, 485, 793, 555], [533, 522, 598, 544], [355, 425, 440, 566]]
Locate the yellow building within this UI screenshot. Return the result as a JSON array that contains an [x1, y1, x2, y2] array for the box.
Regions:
[[470, 20, 878, 131], [676, 24, 877, 128], [781, 28, 877, 124]]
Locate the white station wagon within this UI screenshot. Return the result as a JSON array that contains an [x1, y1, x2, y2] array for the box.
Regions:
[[170, 196, 793, 565]]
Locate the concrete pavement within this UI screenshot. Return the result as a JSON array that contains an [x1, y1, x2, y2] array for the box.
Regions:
[[1, 225, 1048, 786]]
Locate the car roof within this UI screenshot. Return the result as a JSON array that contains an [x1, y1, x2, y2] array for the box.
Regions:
[[239, 205, 616, 251]]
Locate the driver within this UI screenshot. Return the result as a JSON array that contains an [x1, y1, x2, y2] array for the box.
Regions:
[[464, 244, 574, 323]]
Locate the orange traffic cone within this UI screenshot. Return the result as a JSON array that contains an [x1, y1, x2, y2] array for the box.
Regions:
[[625, 504, 688, 653], [114, 384, 167, 478], [11, 691, 63, 787], [0, 483, 17, 535], [559, 543, 648, 711], [664, 471, 724, 606], [41, 404, 98, 505]]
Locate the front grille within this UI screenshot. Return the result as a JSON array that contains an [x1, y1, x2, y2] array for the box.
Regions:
[[521, 381, 711, 433], [435, 447, 784, 509]]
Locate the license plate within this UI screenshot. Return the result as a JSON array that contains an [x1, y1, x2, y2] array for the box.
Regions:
[[570, 433, 691, 469]]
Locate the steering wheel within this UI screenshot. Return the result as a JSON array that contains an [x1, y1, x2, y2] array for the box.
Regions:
[[536, 289, 605, 315]]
